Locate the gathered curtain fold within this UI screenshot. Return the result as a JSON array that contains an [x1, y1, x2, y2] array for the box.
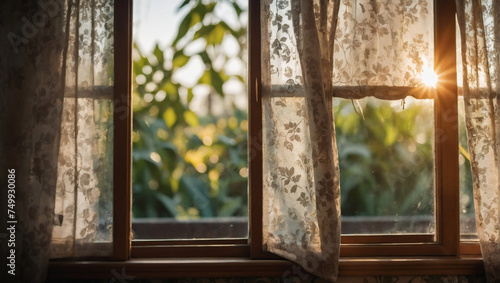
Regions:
[[1, 0, 114, 282], [261, 0, 342, 280], [260, 0, 435, 281], [456, 0, 500, 281]]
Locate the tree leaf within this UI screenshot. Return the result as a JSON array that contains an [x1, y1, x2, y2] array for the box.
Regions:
[[163, 107, 177, 129], [187, 88, 194, 103], [179, 176, 213, 217], [198, 50, 211, 64], [183, 110, 199, 127], [186, 135, 203, 150], [206, 23, 226, 45], [199, 70, 211, 85], [173, 10, 194, 46], [193, 24, 215, 41], [218, 197, 242, 217], [232, 2, 242, 16], [177, 0, 191, 11], [219, 21, 237, 38], [155, 192, 177, 216], [216, 134, 236, 146], [153, 44, 164, 65], [162, 82, 177, 95], [210, 69, 224, 96], [172, 49, 190, 69]]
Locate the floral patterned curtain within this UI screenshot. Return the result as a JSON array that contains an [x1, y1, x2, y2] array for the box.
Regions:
[[261, 0, 342, 280], [0, 0, 114, 282], [456, 0, 500, 281], [333, 0, 434, 99], [261, 0, 433, 280], [50, 0, 114, 259]]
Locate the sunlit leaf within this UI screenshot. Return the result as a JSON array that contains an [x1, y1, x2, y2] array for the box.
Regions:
[[163, 107, 177, 129], [162, 82, 177, 95], [197, 70, 210, 86], [187, 88, 194, 103], [206, 23, 226, 45], [172, 50, 190, 69], [234, 75, 245, 83], [183, 110, 199, 127], [384, 126, 398, 146]]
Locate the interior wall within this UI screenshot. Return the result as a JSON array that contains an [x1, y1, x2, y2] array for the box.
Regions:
[[48, 275, 487, 282]]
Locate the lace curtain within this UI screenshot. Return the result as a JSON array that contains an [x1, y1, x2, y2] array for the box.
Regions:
[[333, 0, 434, 99], [0, 0, 114, 282], [50, 0, 114, 259], [261, 0, 342, 280], [261, 0, 434, 280], [456, 0, 500, 281]]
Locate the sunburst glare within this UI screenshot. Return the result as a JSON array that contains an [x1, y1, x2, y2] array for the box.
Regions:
[[421, 67, 438, 88]]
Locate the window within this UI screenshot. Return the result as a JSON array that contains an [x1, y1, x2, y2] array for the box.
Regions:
[[250, 0, 465, 259], [335, 96, 436, 236], [49, 0, 483, 278], [131, 0, 249, 240], [123, 0, 477, 259]]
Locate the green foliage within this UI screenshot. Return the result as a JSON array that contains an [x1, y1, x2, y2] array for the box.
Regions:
[[132, 0, 248, 219], [335, 98, 435, 217], [132, 0, 473, 223], [458, 98, 474, 219]]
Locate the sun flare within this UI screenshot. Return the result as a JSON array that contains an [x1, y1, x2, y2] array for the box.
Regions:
[[421, 68, 438, 88]]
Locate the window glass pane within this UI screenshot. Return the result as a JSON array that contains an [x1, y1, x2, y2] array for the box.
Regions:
[[458, 97, 477, 239], [456, 18, 478, 240], [336, 97, 435, 234], [131, 0, 248, 239]]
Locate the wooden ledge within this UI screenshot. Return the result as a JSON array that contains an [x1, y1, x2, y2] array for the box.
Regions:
[[48, 258, 292, 279], [48, 257, 484, 279], [339, 257, 484, 276]]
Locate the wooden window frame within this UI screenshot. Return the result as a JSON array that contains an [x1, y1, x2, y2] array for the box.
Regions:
[[113, 0, 133, 261], [48, 0, 484, 279], [250, 0, 477, 259]]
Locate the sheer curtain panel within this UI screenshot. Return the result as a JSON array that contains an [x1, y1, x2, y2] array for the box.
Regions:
[[0, 0, 114, 282], [456, 0, 500, 281], [261, 0, 342, 280], [261, 0, 435, 281]]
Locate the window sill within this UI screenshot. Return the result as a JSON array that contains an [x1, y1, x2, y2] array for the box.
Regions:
[[48, 257, 484, 279], [339, 256, 484, 276]]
